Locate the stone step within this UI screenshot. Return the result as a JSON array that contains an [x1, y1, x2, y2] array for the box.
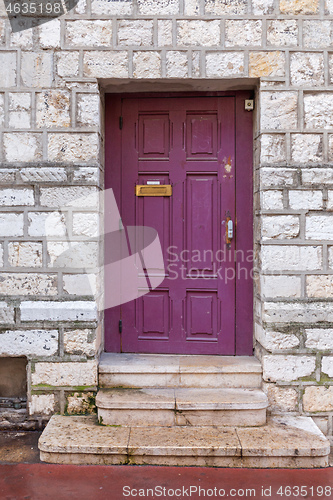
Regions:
[[96, 388, 268, 427], [99, 353, 262, 389], [39, 415, 330, 468]]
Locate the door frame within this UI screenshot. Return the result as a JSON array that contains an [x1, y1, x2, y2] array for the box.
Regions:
[[104, 91, 253, 355]]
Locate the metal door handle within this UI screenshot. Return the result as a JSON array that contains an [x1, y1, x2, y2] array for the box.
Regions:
[[227, 219, 233, 239]]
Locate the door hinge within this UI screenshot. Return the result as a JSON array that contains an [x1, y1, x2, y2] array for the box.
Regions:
[[119, 319, 122, 333], [119, 116, 123, 129]]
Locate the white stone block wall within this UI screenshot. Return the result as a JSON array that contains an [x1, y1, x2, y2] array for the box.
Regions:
[[0, 0, 333, 435]]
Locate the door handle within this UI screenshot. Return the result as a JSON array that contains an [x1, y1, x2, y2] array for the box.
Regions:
[[226, 212, 233, 248]]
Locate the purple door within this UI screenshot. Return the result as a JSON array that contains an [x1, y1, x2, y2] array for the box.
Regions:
[[105, 94, 253, 355]]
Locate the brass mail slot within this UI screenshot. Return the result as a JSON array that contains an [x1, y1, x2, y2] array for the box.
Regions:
[[135, 185, 172, 197]]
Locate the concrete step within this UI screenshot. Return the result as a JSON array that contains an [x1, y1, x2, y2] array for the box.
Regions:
[[39, 415, 330, 468], [99, 353, 262, 389], [96, 388, 268, 427]]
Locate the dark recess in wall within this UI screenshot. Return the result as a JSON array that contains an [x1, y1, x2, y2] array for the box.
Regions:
[[0, 358, 27, 398]]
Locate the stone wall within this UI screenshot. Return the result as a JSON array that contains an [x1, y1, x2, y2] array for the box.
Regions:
[[0, 0, 333, 437]]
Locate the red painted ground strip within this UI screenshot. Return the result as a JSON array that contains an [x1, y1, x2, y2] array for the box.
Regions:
[[1, 464, 333, 500]]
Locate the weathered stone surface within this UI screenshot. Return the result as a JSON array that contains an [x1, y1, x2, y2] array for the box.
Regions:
[[263, 301, 333, 323], [4, 133, 42, 162], [72, 213, 99, 237], [261, 275, 301, 298], [206, 52, 244, 77], [280, 0, 319, 14], [0, 330, 58, 356], [118, 20, 153, 46], [0, 214, 24, 237], [262, 215, 299, 240], [91, 0, 132, 14], [36, 91, 70, 128], [0, 274, 57, 296], [265, 385, 298, 412], [291, 134, 322, 163], [8, 242, 43, 268], [303, 386, 333, 412], [184, 0, 200, 14], [9, 93, 31, 129], [290, 53, 324, 87], [48, 133, 99, 162], [249, 52, 285, 77], [0, 94, 3, 128], [306, 216, 333, 239], [66, 392, 96, 414], [137, 0, 179, 14], [263, 355, 316, 382], [133, 51, 162, 78], [305, 329, 333, 349], [262, 245, 321, 271], [177, 21, 220, 46], [21, 53, 53, 87], [261, 190, 284, 210], [47, 242, 98, 269], [77, 94, 100, 128], [83, 51, 128, 78], [307, 276, 333, 298], [29, 394, 55, 416], [28, 212, 66, 237], [256, 324, 300, 350], [20, 301, 98, 322], [252, 0, 275, 14], [57, 52, 79, 78], [289, 190, 323, 210], [158, 20, 173, 46], [62, 274, 97, 296], [0, 188, 34, 206], [225, 20, 262, 47], [32, 361, 98, 387], [205, 0, 247, 14], [327, 137, 333, 162], [40, 186, 98, 208], [260, 134, 286, 164], [322, 357, 333, 377], [66, 20, 112, 47], [0, 170, 16, 184], [304, 94, 333, 129], [0, 302, 15, 324], [261, 92, 298, 131], [73, 168, 99, 184], [260, 168, 296, 188], [19, 167, 67, 183], [303, 21, 333, 48], [267, 20, 298, 47], [302, 168, 333, 186], [166, 51, 188, 77], [64, 329, 96, 356], [10, 28, 33, 49], [39, 19, 61, 49]]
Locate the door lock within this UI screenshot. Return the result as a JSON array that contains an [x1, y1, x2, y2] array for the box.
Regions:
[[226, 211, 233, 248]]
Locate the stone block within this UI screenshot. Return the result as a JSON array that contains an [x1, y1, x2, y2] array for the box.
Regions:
[[8, 242, 43, 267], [0, 214, 24, 237], [305, 329, 333, 349], [76, 94, 100, 128], [133, 52, 162, 78], [249, 52, 285, 78], [290, 53, 324, 87], [262, 215, 299, 240], [48, 133, 99, 162], [21, 53, 53, 87], [10, 28, 33, 49], [40, 186, 98, 208], [184, 0, 200, 14], [158, 20, 173, 46], [0, 19, 5, 45], [306, 216, 333, 239], [29, 394, 55, 416], [260, 134, 286, 164], [47, 241, 98, 269], [303, 386, 333, 412], [261, 275, 301, 298], [118, 20, 153, 46], [63, 274, 97, 296], [265, 384, 298, 412], [322, 357, 333, 377], [206, 52, 244, 77], [0, 302, 15, 324], [0, 188, 34, 207], [166, 51, 188, 78], [31, 361, 98, 387], [328, 246, 333, 267], [0, 244, 3, 267], [83, 51, 128, 78], [205, 0, 247, 14], [327, 136, 333, 162], [260, 168, 296, 188], [91, 0, 133, 14], [263, 301, 333, 323], [20, 301, 98, 322], [66, 392, 96, 414], [307, 275, 333, 298], [280, 0, 319, 14], [261, 190, 284, 210], [4, 133, 42, 162], [192, 52, 200, 77], [0, 94, 3, 128], [261, 245, 322, 271], [73, 168, 99, 184], [304, 94, 333, 129], [63, 329, 97, 356], [0, 330, 58, 356], [261, 92, 298, 130], [291, 134, 322, 163], [57, 52, 80, 78], [302, 168, 333, 186], [289, 190, 323, 210], [252, 0, 275, 14], [267, 20, 298, 47], [329, 54, 333, 84], [263, 355, 316, 382], [177, 20, 220, 47], [137, 0, 179, 14], [255, 323, 300, 350], [72, 212, 99, 237], [0, 273, 57, 296], [36, 91, 70, 128], [303, 21, 333, 48], [28, 212, 67, 237], [8, 93, 31, 129], [225, 20, 262, 47], [66, 20, 112, 47], [39, 19, 61, 49], [19, 167, 67, 183]]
